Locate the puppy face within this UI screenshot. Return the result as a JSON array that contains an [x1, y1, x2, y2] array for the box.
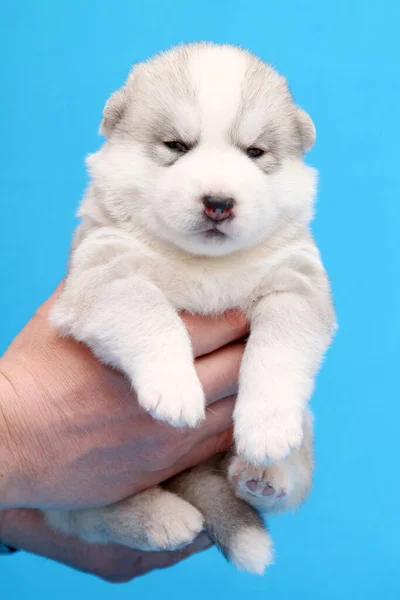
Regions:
[[88, 43, 317, 256]]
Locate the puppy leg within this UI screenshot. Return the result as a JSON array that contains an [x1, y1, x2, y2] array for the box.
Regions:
[[166, 460, 273, 574], [51, 244, 205, 428], [234, 292, 332, 464], [228, 409, 314, 514], [44, 486, 204, 551]]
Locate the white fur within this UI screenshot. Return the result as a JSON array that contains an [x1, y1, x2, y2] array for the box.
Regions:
[[47, 43, 335, 567], [229, 527, 274, 575], [45, 487, 204, 551], [228, 409, 314, 513]]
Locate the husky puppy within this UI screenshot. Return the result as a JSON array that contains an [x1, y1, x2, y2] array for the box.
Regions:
[[44, 43, 335, 574]]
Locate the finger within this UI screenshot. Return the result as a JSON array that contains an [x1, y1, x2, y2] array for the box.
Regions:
[[176, 427, 233, 471], [137, 426, 233, 491], [196, 395, 235, 441], [181, 310, 248, 358], [35, 280, 65, 318], [168, 397, 235, 472], [136, 532, 213, 577], [170, 394, 235, 470], [195, 341, 244, 406], [162, 426, 233, 481]]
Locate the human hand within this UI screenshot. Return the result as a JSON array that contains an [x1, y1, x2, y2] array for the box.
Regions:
[[0, 508, 212, 583], [0, 284, 247, 509]]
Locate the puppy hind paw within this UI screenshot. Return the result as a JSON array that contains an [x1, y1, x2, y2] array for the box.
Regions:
[[227, 456, 297, 513]]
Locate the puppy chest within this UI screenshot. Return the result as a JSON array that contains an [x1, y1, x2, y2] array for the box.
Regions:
[[147, 262, 265, 314]]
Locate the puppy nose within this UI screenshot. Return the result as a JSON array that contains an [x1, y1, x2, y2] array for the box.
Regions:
[[202, 195, 235, 221]]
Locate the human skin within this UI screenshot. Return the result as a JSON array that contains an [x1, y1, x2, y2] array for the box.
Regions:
[[0, 285, 247, 579], [0, 508, 213, 583], [0, 284, 247, 510]]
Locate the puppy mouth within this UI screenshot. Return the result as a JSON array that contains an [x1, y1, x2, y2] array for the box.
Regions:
[[195, 217, 233, 237], [197, 226, 228, 239], [203, 228, 227, 239]]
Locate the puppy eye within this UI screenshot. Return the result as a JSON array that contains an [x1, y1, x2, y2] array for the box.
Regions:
[[246, 147, 265, 159], [164, 140, 190, 154]]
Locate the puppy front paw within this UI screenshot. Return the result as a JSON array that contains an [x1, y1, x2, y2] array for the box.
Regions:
[[234, 406, 303, 465], [135, 363, 205, 428]]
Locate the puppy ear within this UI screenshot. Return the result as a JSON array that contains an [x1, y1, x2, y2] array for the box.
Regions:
[[99, 88, 127, 138], [296, 107, 316, 153]]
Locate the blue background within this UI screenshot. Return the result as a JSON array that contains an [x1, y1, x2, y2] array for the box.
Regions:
[[1, 1, 399, 598]]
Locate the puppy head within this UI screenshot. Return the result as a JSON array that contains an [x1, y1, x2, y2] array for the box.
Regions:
[[88, 43, 317, 256]]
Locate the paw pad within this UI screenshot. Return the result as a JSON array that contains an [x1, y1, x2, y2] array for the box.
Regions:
[[245, 478, 286, 499]]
